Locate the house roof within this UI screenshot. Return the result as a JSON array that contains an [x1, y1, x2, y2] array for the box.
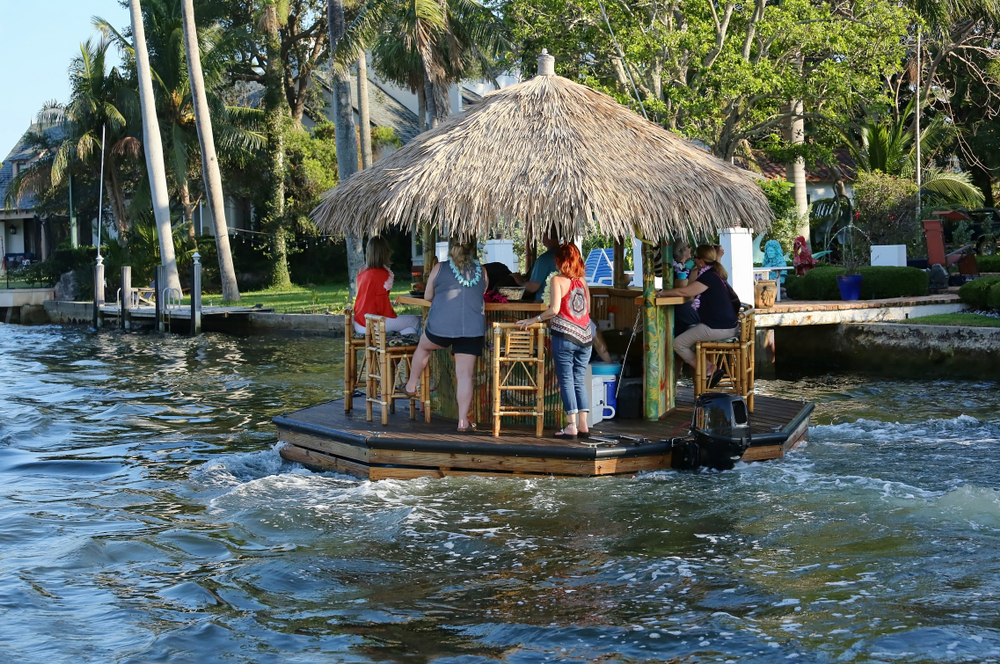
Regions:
[[756, 147, 857, 183], [353, 77, 421, 144], [0, 123, 65, 213], [310, 70, 422, 145]]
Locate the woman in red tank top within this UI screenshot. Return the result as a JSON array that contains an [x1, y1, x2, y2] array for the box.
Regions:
[[352, 237, 420, 335], [518, 242, 593, 440]]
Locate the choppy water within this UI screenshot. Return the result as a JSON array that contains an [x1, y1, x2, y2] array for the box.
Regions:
[[1, 324, 999, 664]]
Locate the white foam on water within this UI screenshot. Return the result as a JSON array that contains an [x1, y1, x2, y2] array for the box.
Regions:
[[930, 484, 1000, 527], [812, 414, 995, 446]]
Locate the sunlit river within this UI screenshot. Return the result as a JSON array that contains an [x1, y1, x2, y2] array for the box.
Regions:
[[1, 324, 999, 663]]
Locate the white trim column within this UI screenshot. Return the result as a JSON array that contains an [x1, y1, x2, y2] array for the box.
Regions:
[[719, 227, 754, 305]]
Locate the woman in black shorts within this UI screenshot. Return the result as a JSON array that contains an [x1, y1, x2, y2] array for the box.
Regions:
[[405, 240, 488, 432]]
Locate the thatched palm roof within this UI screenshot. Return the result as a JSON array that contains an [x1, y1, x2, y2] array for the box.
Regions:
[[313, 52, 773, 242]]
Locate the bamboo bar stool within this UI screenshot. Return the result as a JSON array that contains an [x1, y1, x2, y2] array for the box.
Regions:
[[343, 307, 367, 413], [694, 304, 756, 411], [365, 314, 429, 425], [491, 322, 546, 437]]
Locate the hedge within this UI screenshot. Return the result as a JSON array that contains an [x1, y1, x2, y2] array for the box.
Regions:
[[785, 266, 929, 300], [988, 284, 1000, 310], [977, 254, 1000, 273], [959, 275, 1000, 309]]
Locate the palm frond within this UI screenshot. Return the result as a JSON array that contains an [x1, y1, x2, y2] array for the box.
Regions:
[[921, 169, 985, 208]]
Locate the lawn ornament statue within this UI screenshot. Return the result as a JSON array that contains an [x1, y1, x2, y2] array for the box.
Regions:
[[793, 236, 817, 276], [762, 240, 788, 284]]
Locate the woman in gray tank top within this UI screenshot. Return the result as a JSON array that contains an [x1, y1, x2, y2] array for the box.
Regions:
[[404, 240, 488, 432]]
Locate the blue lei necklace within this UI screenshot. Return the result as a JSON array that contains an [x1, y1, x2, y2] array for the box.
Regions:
[[448, 258, 482, 288]]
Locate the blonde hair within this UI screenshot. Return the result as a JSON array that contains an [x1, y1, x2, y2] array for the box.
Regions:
[[365, 236, 392, 270], [694, 244, 728, 281], [448, 239, 478, 272]]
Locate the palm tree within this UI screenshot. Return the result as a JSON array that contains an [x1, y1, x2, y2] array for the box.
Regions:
[[128, 0, 182, 292], [181, 0, 241, 302], [261, 0, 293, 289], [328, 0, 364, 294], [341, 0, 508, 128], [846, 100, 984, 209], [51, 39, 141, 239], [97, 0, 263, 300]]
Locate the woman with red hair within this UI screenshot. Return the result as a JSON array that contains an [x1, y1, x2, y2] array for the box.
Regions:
[[518, 242, 593, 439]]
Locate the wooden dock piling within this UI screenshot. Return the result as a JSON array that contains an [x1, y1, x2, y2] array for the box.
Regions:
[[120, 266, 132, 331], [190, 253, 202, 335]]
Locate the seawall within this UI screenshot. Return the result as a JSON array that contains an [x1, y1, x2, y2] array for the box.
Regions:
[[774, 322, 1000, 379]]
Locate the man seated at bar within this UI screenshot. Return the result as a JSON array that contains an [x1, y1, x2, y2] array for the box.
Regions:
[[521, 230, 561, 302], [353, 237, 421, 335], [483, 262, 525, 293], [404, 240, 488, 433], [657, 244, 738, 387]]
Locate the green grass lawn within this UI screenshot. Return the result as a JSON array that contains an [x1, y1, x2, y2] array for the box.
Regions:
[[187, 281, 421, 315], [903, 313, 1000, 327]]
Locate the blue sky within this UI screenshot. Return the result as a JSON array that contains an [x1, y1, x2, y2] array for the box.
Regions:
[[0, 0, 130, 158]]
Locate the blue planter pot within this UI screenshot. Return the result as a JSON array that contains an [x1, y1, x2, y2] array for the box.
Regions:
[[837, 274, 862, 301]]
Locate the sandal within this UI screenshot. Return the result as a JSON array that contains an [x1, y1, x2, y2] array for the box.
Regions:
[[457, 422, 477, 433], [577, 431, 591, 439], [553, 428, 578, 440]]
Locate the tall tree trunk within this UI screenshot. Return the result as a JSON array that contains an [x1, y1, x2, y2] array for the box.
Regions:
[[784, 99, 809, 242], [357, 56, 372, 169], [105, 164, 129, 239], [129, 0, 181, 293], [423, 69, 438, 129], [264, 9, 291, 289], [181, 0, 241, 301], [180, 179, 197, 246], [329, 0, 364, 295], [972, 162, 996, 210], [417, 85, 427, 132]]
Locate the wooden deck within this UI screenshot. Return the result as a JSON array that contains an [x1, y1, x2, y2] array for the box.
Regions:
[[274, 389, 813, 480]]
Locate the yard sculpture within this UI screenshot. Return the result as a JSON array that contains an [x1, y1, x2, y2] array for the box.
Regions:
[[762, 240, 789, 284], [793, 236, 817, 276]]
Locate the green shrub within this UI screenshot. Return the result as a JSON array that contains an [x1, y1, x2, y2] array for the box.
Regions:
[[987, 283, 1000, 310], [785, 266, 844, 300], [977, 254, 1000, 272], [785, 265, 928, 300], [960, 276, 1000, 309], [859, 266, 928, 299], [20, 245, 99, 297], [852, 172, 920, 248]]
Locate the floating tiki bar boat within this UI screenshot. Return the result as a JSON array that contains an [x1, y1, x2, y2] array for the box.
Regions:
[[276, 50, 813, 479]]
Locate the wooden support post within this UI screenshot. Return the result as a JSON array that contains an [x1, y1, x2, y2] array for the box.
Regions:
[[93, 256, 105, 329], [662, 240, 675, 411], [642, 241, 665, 420], [613, 239, 628, 289], [120, 266, 132, 331], [190, 252, 202, 335], [154, 265, 164, 332], [422, 225, 437, 283]]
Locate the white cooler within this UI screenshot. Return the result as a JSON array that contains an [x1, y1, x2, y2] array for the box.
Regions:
[[585, 365, 618, 428]]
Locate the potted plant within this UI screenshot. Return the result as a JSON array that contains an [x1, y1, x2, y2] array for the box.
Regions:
[[834, 224, 869, 300]]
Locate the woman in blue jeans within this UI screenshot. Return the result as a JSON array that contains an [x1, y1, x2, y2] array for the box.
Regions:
[[517, 243, 593, 440]]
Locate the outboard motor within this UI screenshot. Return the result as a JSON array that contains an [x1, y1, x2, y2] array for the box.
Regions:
[[671, 393, 752, 471]]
